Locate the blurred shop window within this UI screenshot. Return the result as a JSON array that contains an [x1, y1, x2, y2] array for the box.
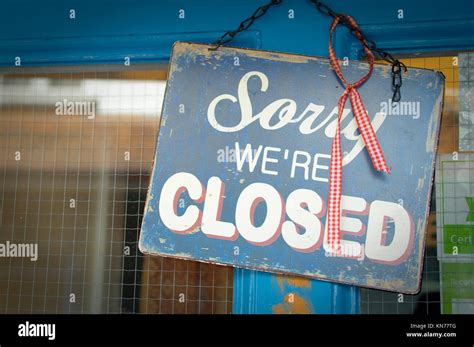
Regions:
[[362, 54, 466, 315], [0, 68, 233, 313]]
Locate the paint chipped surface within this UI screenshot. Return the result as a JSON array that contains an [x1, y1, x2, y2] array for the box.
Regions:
[[272, 293, 313, 314], [139, 42, 445, 294], [276, 275, 312, 290], [426, 86, 444, 152]]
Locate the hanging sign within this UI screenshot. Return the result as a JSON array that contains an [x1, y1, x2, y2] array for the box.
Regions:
[[139, 42, 444, 293]]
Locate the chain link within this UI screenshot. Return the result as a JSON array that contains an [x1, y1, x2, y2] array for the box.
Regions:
[[310, 0, 407, 102], [211, 0, 406, 102], [210, 0, 282, 50]]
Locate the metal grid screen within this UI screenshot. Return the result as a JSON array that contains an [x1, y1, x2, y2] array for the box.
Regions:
[[0, 53, 472, 314], [0, 67, 233, 314], [361, 53, 474, 314]]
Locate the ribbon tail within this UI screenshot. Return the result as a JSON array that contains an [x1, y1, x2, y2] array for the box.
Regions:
[[349, 89, 390, 174], [326, 91, 349, 255]]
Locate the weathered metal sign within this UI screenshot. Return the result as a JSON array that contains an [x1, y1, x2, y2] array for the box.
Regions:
[[139, 42, 444, 293]]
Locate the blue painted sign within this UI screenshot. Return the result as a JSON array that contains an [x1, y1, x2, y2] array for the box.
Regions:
[[139, 42, 444, 293]]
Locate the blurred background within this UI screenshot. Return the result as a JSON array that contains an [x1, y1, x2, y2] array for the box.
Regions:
[[0, 67, 233, 313], [0, 52, 469, 314]]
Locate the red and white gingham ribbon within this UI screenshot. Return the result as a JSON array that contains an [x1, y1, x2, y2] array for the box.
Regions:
[[326, 15, 390, 255]]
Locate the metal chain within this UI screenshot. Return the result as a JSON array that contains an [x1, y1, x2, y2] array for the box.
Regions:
[[309, 0, 407, 102], [210, 0, 283, 50], [211, 0, 406, 101]]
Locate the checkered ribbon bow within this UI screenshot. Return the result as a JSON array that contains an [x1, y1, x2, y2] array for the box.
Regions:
[[326, 15, 390, 255]]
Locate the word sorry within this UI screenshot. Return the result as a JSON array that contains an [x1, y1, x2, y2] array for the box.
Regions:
[[158, 172, 414, 263], [207, 71, 387, 166]]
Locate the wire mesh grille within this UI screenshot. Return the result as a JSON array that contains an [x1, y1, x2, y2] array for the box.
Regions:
[[361, 54, 474, 314], [0, 68, 233, 314], [0, 53, 471, 315]]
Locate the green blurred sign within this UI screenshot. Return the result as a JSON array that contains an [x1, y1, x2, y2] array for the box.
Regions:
[[441, 262, 474, 314], [443, 225, 474, 255], [435, 155, 474, 261]]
